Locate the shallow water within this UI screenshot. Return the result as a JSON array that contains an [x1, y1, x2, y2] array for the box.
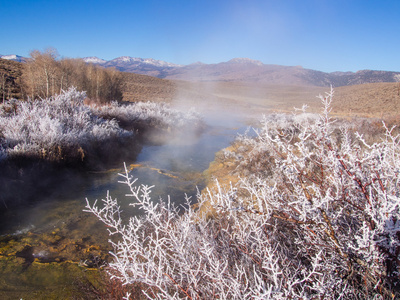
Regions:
[[0, 110, 250, 298]]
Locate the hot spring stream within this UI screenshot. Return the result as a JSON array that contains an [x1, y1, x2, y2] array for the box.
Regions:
[[0, 112, 252, 298]]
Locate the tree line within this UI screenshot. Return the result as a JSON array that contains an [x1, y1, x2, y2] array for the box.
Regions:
[[21, 48, 123, 103]]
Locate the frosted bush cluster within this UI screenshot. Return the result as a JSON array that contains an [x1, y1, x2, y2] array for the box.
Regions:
[[0, 88, 201, 162], [0, 88, 128, 161], [86, 89, 400, 299], [94, 101, 201, 130]]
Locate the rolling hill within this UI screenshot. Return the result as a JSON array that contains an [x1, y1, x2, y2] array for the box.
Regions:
[[2, 53, 399, 87], [83, 56, 400, 87]]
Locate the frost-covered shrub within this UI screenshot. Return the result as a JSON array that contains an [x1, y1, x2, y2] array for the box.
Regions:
[[86, 89, 400, 299], [0, 87, 130, 161], [94, 101, 202, 131], [0, 88, 201, 163]]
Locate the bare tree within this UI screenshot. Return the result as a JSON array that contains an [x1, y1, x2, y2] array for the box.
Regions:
[[21, 48, 124, 102], [22, 48, 59, 99], [33, 48, 59, 98]]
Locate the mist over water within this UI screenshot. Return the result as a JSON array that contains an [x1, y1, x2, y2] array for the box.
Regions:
[[0, 89, 259, 298], [0, 99, 250, 236]]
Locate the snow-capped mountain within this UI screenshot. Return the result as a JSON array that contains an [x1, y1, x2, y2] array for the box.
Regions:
[[83, 56, 181, 68], [81, 56, 183, 77], [108, 56, 182, 68], [83, 56, 107, 64], [0, 54, 26, 62]]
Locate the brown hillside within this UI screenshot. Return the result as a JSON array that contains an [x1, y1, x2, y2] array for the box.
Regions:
[[121, 72, 175, 102], [333, 82, 400, 118], [0, 58, 23, 100]]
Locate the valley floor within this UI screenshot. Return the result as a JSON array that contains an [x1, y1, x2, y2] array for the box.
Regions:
[[170, 80, 400, 120]]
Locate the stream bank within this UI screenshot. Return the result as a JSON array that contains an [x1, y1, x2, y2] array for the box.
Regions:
[[0, 109, 250, 299]]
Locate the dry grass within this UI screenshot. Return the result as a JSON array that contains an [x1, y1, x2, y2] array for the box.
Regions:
[[333, 82, 400, 118], [165, 81, 400, 123], [121, 72, 175, 103]]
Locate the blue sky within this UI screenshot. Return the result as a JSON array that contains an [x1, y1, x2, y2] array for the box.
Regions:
[[1, 0, 399, 72]]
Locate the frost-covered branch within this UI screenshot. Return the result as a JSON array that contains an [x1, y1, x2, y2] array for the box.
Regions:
[[0, 87, 202, 163], [87, 90, 400, 299]]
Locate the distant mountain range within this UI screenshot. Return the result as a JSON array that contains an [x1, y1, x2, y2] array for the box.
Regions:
[[82, 56, 183, 78], [82, 56, 400, 87], [2, 54, 399, 87]]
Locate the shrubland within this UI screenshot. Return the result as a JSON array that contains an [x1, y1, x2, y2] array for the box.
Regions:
[[0, 87, 202, 165], [86, 89, 400, 299]]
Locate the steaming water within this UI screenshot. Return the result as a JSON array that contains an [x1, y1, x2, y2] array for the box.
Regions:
[[0, 108, 252, 299], [0, 113, 248, 235], [0, 82, 325, 297], [0, 110, 252, 297]]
